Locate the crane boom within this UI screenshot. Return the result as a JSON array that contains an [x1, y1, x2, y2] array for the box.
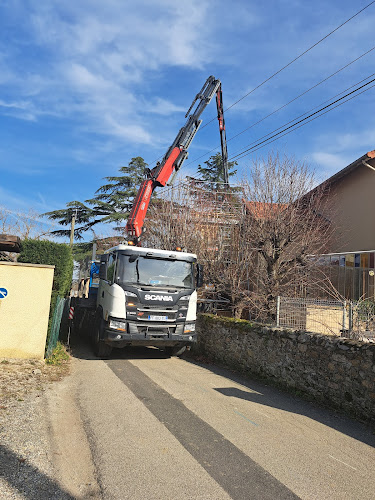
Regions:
[[126, 75, 229, 243]]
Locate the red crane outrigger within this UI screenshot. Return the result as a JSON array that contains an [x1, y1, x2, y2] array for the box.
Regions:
[[126, 75, 229, 244]]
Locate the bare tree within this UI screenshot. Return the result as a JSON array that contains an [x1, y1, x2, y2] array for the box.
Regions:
[[241, 153, 332, 321], [144, 179, 250, 318], [0, 207, 51, 239], [142, 154, 333, 321], [0, 207, 52, 260]]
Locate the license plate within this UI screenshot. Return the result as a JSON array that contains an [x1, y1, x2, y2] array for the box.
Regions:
[[148, 315, 168, 321]]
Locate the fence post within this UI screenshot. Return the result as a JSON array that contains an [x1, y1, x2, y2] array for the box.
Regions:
[[342, 300, 347, 333], [276, 296, 280, 327], [349, 301, 353, 331]]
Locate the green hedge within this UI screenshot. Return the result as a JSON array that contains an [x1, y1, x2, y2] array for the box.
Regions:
[[18, 240, 73, 339], [18, 240, 73, 297]]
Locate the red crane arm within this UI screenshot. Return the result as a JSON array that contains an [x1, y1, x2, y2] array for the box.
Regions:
[[126, 146, 183, 240], [126, 76, 229, 244]]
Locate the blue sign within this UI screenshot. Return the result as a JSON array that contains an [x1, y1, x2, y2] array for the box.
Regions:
[[0, 288, 8, 299]]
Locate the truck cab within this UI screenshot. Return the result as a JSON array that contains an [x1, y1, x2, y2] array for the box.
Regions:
[[92, 244, 203, 357]]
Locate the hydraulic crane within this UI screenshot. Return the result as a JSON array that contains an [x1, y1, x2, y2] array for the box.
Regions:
[[126, 75, 229, 244]]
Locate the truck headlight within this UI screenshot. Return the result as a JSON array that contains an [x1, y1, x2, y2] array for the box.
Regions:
[[109, 319, 126, 331], [184, 323, 196, 333], [179, 295, 191, 302], [124, 291, 137, 297]]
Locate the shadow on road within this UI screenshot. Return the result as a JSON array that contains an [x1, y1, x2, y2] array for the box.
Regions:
[[184, 356, 375, 449], [0, 443, 75, 500], [69, 335, 171, 361], [67, 334, 375, 448]]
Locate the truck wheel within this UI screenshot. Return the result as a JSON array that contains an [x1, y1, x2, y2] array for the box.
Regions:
[[92, 318, 112, 358], [165, 345, 186, 357]]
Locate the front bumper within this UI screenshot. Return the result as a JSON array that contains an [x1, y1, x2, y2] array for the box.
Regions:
[[103, 320, 197, 348]]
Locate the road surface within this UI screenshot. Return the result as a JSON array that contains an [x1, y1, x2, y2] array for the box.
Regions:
[[52, 343, 375, 499]]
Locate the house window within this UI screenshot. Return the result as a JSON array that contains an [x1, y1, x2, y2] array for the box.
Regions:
[[370, 252, 375, 269], [346, 254, 354, 267], [330, 255, 339, 265], [339, 255, 345, 266], [361, 253, 369, 269], [355, 254, 360, 268]]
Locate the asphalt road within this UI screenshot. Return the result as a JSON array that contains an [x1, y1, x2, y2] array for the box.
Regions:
[[69, 343, 375, 500]]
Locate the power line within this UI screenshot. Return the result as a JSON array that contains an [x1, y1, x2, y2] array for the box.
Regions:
[[184, 47, 375, 170], [227, 72, 375, 161], [199, 1, 375, 131], [230, 79, 375, 161], [224, 48, 375, 151], [146, 2, 375, 172], [234, 84, 375, 160], [186, 76, 375, 177]]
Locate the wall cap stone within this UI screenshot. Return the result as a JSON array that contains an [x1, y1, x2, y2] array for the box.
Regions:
[[198, 313, 375, 352], [0, 261, 55, 269]]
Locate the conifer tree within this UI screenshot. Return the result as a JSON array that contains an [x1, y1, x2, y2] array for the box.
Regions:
[[196, 153, 237, 190], [44, 157, 147, 240]]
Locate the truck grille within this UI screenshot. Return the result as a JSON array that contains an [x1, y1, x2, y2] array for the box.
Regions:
[[135, 305, 178, 322], [128, 322, 184, 337]]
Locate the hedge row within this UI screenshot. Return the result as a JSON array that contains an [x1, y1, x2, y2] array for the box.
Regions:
[[18, 240, 73, 337]]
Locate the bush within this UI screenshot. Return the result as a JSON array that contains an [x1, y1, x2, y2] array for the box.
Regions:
[[18, 239, 73, 299], [18, 240, 73, 342]]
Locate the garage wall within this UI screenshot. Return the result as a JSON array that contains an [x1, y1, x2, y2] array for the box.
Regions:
[[0, 262, 54, 359]]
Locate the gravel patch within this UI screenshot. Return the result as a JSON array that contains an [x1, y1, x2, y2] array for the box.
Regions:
[[0, 358, 74, 499]]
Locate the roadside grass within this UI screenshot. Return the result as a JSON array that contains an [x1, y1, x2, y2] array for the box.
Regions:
[[45, 341, 70, 365], [0, 343, 71, 407]]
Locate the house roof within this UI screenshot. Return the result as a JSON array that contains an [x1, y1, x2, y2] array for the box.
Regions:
[[0, 234, 21, 253], [321, 149, 375, 187], [244, 201, 287, 219]]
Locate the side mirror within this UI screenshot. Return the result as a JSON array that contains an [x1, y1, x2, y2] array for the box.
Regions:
[[99, 254, 109, 280], [196, 264, 204, 288]]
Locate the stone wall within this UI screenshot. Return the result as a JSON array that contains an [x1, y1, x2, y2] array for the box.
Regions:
[[195, 315, 375, 424]]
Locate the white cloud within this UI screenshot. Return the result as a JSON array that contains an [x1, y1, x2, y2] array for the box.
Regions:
[[143, 97, 186, 116], [0, 186, 45, 213], [330, 130, 375, 152], [0, 1, 220, 147], [1, 0, 374, 177], [310, 152, 348, 180], [310, 125, 375, 182], [105, 116, 153, 144], [0, 98, 41, 121]]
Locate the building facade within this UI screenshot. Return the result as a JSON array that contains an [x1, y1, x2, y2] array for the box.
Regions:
[[316, 150, 375, 300]]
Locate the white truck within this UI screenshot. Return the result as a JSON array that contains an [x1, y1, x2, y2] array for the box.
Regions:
[[85, 244, 202, 357], [73, 76, 228, 357]]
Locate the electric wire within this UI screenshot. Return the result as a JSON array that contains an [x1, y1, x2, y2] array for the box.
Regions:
[[145, 2, 375, 176], [146, 3, 375, 170], [233, 83, 375, 161], [230, 79, 375, 161], [186, 76, 375, 178], [227, 72, 375, 160], [184, 46, 375, 169], [199, 1, 375, 131]]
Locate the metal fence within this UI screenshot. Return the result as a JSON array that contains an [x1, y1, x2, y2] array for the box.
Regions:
[[276, 297, 375, 339], [276, 296, 375, 339], [45, 296, 67, 357], [276, 296, 350, 336]]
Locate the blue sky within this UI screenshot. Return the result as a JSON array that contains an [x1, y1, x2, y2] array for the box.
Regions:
[[1, 0, 375, 241]]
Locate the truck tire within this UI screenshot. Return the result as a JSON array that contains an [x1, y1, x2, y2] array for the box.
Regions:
[[165, 345, 186, 357], [92, 317, 112, 358]]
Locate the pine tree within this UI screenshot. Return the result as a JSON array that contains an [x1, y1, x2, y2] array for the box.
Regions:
[[196, 153, 237, 190], [44, 157, 148, 240]]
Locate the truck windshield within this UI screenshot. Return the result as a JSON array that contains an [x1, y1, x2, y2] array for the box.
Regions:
[[115, 254, 194, 289]]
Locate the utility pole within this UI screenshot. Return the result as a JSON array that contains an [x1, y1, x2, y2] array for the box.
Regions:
[[70, 210, 77, 248]]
